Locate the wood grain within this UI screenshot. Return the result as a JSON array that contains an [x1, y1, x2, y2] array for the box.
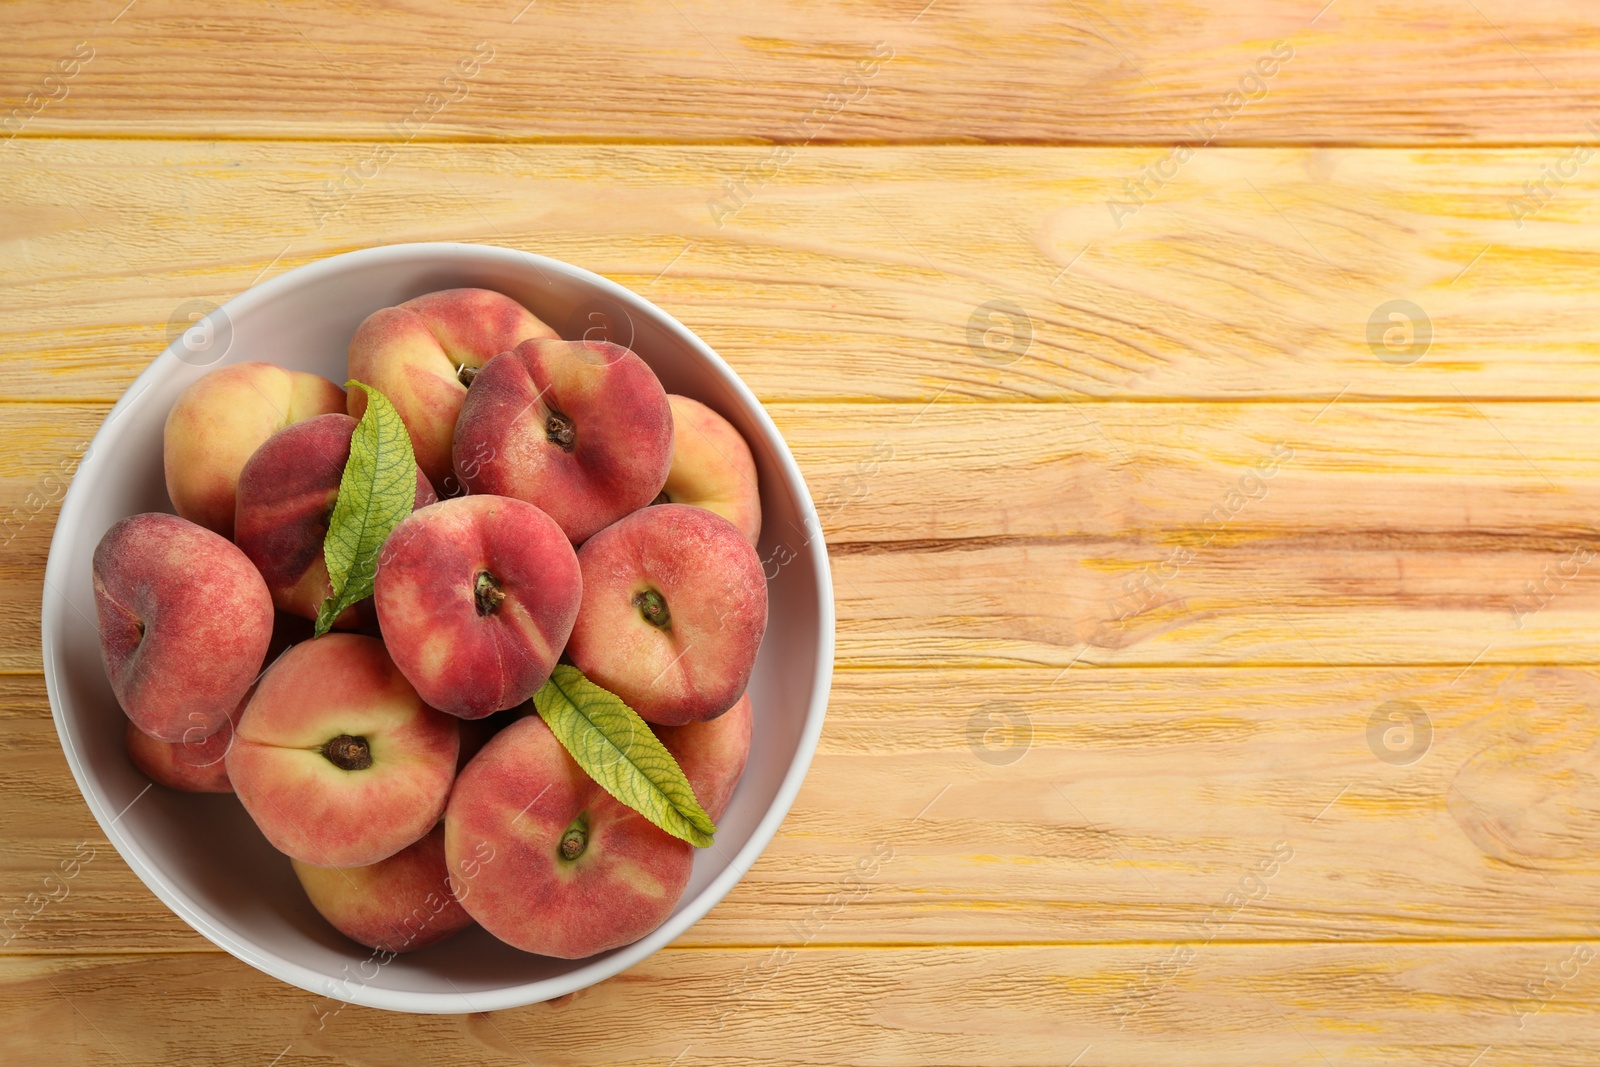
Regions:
[[11, 664, 1600, 952], [13, 397, 1600, 543], [4, 1, 1600, 144], [6, 944, 1600, 1066], [6, 400, 1600, 671], [6, 9, 1600, 1051], [5, 142, 1600, 403]]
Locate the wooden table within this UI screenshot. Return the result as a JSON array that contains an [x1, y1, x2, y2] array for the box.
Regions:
[[7, 2, 1600, 1062]]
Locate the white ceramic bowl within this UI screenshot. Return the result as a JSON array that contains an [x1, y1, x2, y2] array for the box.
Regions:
[[41, 242, 834, 1013]]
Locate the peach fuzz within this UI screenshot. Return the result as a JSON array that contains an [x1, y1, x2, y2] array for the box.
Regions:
[[443, 715, 693, 959], [374, 495, 581, 719], [163, 362, 346, 538], [92, 513, 274, 742], [453, 338, 673, 544], [123, 688, 249, 794], [566, 504, 767, 726], [347, 288, 556, 491], [234, 413, 436, 629], [652, 692, 752, 822], [226, 634, 459, 868], [292, 825, 473, 954], [658, 395, 762, 545]]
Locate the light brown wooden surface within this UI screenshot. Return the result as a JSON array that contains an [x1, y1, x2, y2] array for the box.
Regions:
[[7, 944, 1600, 1066], [15, 395, 1600, 672], [9, 3, 1600, 1064], [7, 142, 1600, 403], [4, 0, 1600, 144], [11, 663, 1600, 956]]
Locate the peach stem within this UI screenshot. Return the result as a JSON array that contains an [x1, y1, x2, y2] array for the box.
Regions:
[[321, 734, 373, 771], [631, 589, 671, 629], [559, 817, 588, 862], [474, 571, 505, 616]]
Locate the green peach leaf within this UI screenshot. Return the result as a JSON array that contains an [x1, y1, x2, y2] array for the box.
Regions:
[[313, 381, 417, 637], [533, 664, 716, 848]]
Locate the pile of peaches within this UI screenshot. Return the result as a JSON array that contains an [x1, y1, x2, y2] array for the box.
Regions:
[[94, 288, 768, 959]]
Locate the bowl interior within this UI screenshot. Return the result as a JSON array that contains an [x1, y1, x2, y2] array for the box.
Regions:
[[41, 243, 832, 1013]]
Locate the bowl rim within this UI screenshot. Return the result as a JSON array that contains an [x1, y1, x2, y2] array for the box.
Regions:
[[41, 241, 836, 1014]]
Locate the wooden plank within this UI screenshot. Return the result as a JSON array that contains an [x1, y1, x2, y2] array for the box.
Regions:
[[829, 538, 1600, 668], [5, 142, 1600, 402], [4, 1, 1600, 144], [17, 399, 1600, 544], [6, 943, 1600, 1065], [12, 664, 1600, 952], [9, 399, 1600, 670]]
